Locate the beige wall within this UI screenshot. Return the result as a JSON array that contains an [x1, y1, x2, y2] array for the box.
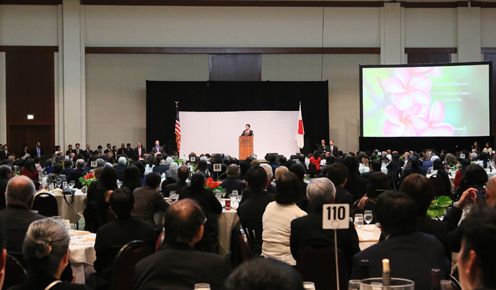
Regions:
[[85, 54, 208, 148], [404, 8, 458, 47]]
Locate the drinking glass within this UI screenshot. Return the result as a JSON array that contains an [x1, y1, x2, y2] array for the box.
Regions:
[[348, 280, 361, 290], [117, 180, 122, 188], [303, 282, 315, 290], [231, 190, 238, 199], [55, 181, 61, 189], [364, 210, 373, 224], [62, 181, 67, 189], [194, 283, 211, 290], [354, 214, 364, 228], [360, 278, 414, 290], [68, 180, 75, 189], [170, 192, 178, 203]]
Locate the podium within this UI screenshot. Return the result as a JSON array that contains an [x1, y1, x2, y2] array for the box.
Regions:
[[239, 136, 253, 160]]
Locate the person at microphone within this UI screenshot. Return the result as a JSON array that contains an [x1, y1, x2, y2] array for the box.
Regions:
[[241, 124, 254, 136]]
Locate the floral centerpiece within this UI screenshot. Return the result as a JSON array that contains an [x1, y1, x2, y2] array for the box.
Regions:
[[79, 171, 96, 188], [205, 177, 222, 190], [427, 196, 453, 219]]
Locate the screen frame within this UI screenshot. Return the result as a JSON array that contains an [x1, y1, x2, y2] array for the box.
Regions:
[[359, 61, 493, 138]]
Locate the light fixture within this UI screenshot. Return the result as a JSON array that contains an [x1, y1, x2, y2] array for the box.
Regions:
[[27, 114, 34, 120]]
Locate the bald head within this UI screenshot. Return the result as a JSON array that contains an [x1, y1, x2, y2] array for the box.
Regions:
[[164, 199, 206, 245], [6, 175, 36, 209], [274, 166, 289, 181]]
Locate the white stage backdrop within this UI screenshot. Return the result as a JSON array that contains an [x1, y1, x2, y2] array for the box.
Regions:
[[180, 111, 300, 158]]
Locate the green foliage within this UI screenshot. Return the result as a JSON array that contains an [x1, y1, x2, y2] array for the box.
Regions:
[[427, 195, 453, 219]]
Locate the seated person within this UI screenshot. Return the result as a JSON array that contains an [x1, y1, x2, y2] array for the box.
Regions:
[[457, 207, 496, 290], [237, 166, 274, 246], [0, 176, 44, 258], [225, 258, 304, 290], [326, 162, 353, 206], [290, 178, 359, 275], [289, 164, 308, 211], [10, 218, 90, 290], [162, 165, 189, 197], [220, 164, 246, 197], [262, 172, 307, 265], [180, 173, 222, 252], [134, 199, 231, 290], [0, 165, 13, 209], [352, 191, 449, 290], [132, 172, 169, 227], [352, 172, 390, 218], [91, 188, 156, 289]]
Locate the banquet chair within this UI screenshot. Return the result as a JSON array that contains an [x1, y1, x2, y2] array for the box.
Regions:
[[32, 192, 59, 217], [449, 274, 462, 290], [2, 254, 27, 290], [110, 240, 153, 290], [295, 245, 348, 290]]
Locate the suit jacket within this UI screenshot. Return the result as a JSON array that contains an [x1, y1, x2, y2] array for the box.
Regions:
[[416, 216, 451, 260], [352, 232, 449, 290], [291, 211, 360, 275], [220, 177, 246, 196], [345, 174, 368, 202], [329, 145, 339, 156], [132, 186, 169, 226], [0, 206, 44, 256], [152, 164, 168, 175], [237, 189, 274, 244], [94, 217, 156, 281], [31, 147, 43, 158], [134, 147, 145, 160], [317, 144, 329, 154], [162, 180, 188, 197], [335, 186, 353, 206], [134, 243, 231, 290], [150, 145, 165, 155], [240, 129, 254, 136]]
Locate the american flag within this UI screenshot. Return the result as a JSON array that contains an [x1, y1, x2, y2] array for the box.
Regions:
[[175, 103, 181, 154]]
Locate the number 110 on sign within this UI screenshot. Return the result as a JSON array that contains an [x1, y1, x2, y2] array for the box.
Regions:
[[322, 204, 350, 230]]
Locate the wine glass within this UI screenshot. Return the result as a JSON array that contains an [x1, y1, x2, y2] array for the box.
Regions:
[[62, 181, 67, 189], [354, 214, 364, 228], [194, 283, 211, 290], [364, 210, 373, 225], [68, 180, 75, 189], [303, 282, 316, 290]]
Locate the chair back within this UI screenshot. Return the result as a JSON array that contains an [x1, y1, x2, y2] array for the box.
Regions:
[[2, 254, 27, 290], [110, 240, 153, 290], [32, 192, 59, 217], [295, 245, 348, 290], [238, 227, 255, 261], [449, 274, 462, 290]]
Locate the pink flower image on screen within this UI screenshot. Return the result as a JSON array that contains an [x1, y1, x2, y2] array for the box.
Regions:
[[381, 67, 454, 137]]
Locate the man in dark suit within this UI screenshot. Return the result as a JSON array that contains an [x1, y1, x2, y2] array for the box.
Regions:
[[291, 178, 359, 275], [31, 141, 43, 159], [116, 143, 126, 155], [125, 143, 134, 158], [0, 144, 8, 161], [134, 199, 231, 290], [150, 140, 165, 156], [317, 139, 328, 155], [113, 156, 127, 181], [162, 165, 189, 197], [65, 144, 74, 156], [0, 176, 44, 257], [237, 165, 274, 246], [352, 192, 449, 290], [220, 164, 246, 196], [132, 173, 169, 227], [329, 139, 338, 156], [241, 124, 254, 136], [134, 142, 145, 160], [343, 156, 367, 201], [326, 162, 353, 206], [91, 188, 155, 289], [152, 159, 169, 175]]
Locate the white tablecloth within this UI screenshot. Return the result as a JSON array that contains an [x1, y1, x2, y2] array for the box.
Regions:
[[355, 224, 381, 250], [54, 191, 87, 224], [69, 230, 96, 284]]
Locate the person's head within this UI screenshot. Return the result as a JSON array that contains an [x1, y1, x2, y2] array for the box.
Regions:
[[289, 163, 306, 181], [432, 159, 444, 171], [226, 164, 240, 178], [23, 218, 70, 279], [154, 140, 160, 146], [23, 158, 36, 171], [245, 165, 268, 191], [96, 158, 106, 168], [122, 165, 141, 189], [326, 162, 349, 187], [463, 164, 488, 188], [375, 191, 417, 236], [400, 173, 435, 216], [260, 163, 274, 181], [0, 165, 12, 180], [225, 258, 304, 290], [275, 172, 302, 205], [75, 143, 80, 149], [274, 166, 289, 182], [67, 144, 73, 150], [99, 166, 117, 190], [330, 139, 334, 146], [484, 176, 496, 208], [306, 177, 336, 210], [366, 172, 390, 199], [458, 207, 496, 289], [190, 173, 206, 191], [177, 165, 190, 182], [110, 188, 134, 219], [321, 139, 326, 145], [75, 159, 85, 169], [197, 159, 207, 171], [5, 176, 36, 209], [63, 159, 73, 169], [343, 156, 360, 175], [245, 124, 251, 130], [369, 160, 381, 172], [164, 199, 206, 246], [145, 172, 161, 189], [118, 156, 127, 166]]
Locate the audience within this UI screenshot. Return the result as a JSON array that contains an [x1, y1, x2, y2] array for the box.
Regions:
[[91, 188, 156, 290], [290, 178, 359, 274], [0, 176, 44, 258], [326, 162, 353, 206], [352, 172, 390, 216], [237, 165, 274, 245], [132, 172, 169, 227], [225, 258, 304, 290], [134, 199, 231, 290], [262, 172, 306, 265], [457, 207, 496, 290], [162, 165, 189, 197], [352, 191, 448, 289], [180, 173, 222, 252], [10, 218, 90, 290]]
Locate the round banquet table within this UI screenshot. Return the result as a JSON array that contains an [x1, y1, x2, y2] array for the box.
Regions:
[[69, 230, 96, 284], [36, 189, 87, 224]]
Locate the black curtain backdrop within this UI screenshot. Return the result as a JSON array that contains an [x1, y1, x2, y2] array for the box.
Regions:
[[146, 81, 329, 155]]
